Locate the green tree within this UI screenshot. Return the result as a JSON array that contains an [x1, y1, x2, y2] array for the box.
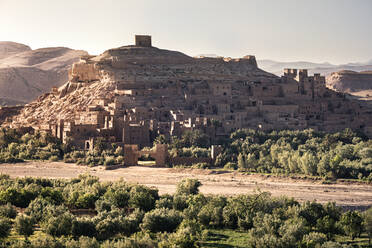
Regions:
[[154, 134, 168, 145], [301, 232, 327, 248], [24, 197, 54, 222], [176, 178, 202, 195], [43, 213, 74, 238], [14, 215, 34, 240], [364, 207, 372, 244], [0, 217, 11, 239], [299, 152, 318, 176], [237, 153, 246, 170], [279, 218, 307, 246], [128, 185, 158, 211], [0, 203, 17, 219], [339, 210, 363, 240], [140, 208, 182, 233], [95, 217, 120, 240], [72, 218, 96, 237]]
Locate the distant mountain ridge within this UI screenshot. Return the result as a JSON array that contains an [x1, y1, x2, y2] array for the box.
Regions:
[[196, 54, 372, 77], [0, 41, 87, 106], [256, 59, 372, 76]]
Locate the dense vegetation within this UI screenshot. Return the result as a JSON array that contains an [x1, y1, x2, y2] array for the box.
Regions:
[[0, 175, 370, 247], [0, 128, 371, 181], [0, 129, 124, 166], [159, 128, 372, 181]]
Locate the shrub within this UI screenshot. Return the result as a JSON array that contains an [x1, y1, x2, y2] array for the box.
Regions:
[[119, 208, 144, 236], [173, 194, 188, 211], [14, 215, 34, 239], [101, 233, 156, 248], [95, 198, 113, 212], [43, 212, 74, 237], [279, 218, 307, 246], [0, 187, 36, 208], [176, 178, 202, 195], [49, 155, 59, 162], [24, 197, 53, 222], [30, 236, 64, 248], [301, 232, 327, 248], [167, 225, 199, 248], [0, 217, 11, 238], [155, 194, 173, 209], [365, 207, 372, 244], [129, 185, 158, 211], [76, 192, 98, 209], [116, 156, 124, 164], [320, 241, 344, 248], [197, 196, 226, 227], [0, 203, 17, 219], [104, 188, 130, 208], [104, 156, 116, 166], [339, 210, 363, 240], [224, 162, 238, 170], [40, 187, 63, 205], [141, 208, 182, 233], [63, 154, 76, 163], [64, 236, 100, 248], [95, 216, 120, 240], [72, 218, 96, 237], [115, 147, 124, 156], [191, 162, 210, 169]]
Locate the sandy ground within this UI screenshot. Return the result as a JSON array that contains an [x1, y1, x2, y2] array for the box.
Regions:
[[0, 161, 371, 208]]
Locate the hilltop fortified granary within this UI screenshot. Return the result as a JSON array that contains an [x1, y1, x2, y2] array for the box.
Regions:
[[3, 35, 372, 148]]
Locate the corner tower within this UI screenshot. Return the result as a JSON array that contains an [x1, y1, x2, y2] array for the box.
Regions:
[[135, 35, 152, 47]]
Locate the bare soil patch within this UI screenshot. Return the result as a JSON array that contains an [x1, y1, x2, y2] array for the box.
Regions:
[[0, 161, 371, 208]]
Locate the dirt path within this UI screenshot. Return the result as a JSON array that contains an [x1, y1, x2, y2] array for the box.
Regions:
[[0, 161, 371, 208]]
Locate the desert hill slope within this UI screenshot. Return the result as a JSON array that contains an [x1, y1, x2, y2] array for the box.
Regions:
[[327, 70, 372, 92], [0, 41, 31, 59], [326, 70, 372, 100], [0, 42, 87, 106]]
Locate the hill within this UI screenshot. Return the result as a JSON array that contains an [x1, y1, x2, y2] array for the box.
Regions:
[[0, 41, 31, 59], [326, 70, 372, 100], [326, 70, 372, 92], [0, 42, 87, 106]]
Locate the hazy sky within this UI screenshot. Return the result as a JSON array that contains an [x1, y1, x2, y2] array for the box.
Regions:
[[0, 0, 371, 64]]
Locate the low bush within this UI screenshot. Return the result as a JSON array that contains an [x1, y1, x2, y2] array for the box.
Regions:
[[141, 208, 182, 233]]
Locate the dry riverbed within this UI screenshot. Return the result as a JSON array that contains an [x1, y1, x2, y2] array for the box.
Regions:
[[0, 161, 371, 209]]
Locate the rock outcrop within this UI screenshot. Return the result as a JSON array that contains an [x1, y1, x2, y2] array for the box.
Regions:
[[326, 70, 372, 93], [0, 42, 87, 106]]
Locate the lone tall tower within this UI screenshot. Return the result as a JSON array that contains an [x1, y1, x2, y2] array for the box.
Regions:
[[135, 35, 152, 47]]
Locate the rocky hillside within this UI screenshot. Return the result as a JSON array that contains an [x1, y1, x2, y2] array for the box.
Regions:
[[6, 44, 276, 128], [0, 42, 87, 106], [326, 70, 372, 92]]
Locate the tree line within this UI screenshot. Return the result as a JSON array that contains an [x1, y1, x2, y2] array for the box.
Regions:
[[158, 128, 372, 181], [0, 128, 372, 181]]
